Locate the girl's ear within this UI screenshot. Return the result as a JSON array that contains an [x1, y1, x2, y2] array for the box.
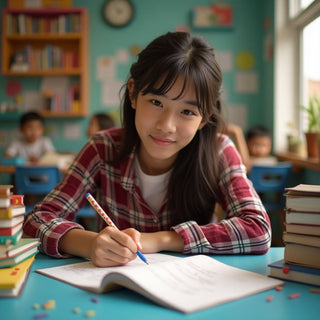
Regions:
[[198, 120, 207, 130], [127, 78, 136, 109]]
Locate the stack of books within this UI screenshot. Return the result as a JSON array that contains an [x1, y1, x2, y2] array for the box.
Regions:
[[268, 184, 320, 286], [0, 185, 39, 297]]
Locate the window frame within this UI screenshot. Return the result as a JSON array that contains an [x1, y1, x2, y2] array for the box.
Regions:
[[274, 0, 320, 153]]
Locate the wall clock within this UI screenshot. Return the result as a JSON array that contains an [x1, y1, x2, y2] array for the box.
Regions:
[[103, 0, 134, 28]]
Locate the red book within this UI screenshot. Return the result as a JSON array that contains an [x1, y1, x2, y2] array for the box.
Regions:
[[0, 221, 23, 236], [10, 195, 24, 206]]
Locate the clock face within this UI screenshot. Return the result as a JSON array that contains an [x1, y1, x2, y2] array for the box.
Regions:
[[103, 0, 134, 27]]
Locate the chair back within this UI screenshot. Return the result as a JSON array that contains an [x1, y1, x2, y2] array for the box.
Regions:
[[248, 162, 292, 212], [15, 166, 61, 195]]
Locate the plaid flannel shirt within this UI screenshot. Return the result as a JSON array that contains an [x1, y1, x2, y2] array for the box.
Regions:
[[23, 127, 271, 257]]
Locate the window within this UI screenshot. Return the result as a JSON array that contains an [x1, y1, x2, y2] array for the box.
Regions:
[[301, 16, 320, 131], [274, 0, 320, 152]]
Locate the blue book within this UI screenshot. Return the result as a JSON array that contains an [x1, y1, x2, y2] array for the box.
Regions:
[[268, 259, 320, 286]]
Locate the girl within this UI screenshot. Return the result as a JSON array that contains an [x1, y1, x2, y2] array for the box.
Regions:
[[23, 32, 271, 267]]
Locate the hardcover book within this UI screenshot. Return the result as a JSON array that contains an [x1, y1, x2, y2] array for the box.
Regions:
[[0, 255, 35, 298], [285, 184, 320, 212], [0, 205, 25, 219], [269, 259, 320, 286], [285, 223, 320, 236], [284, 243, 320, 269], [283, 232, 320, 248], [0, 229, 22, 245], [0, 238, 39, 259]]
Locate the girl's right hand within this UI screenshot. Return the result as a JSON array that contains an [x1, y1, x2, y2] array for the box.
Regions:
[[89, 227, 140, 267]]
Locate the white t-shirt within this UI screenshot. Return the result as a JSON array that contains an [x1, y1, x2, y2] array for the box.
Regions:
[[135, 157, 171, 213], [6, 136, 55, 159]]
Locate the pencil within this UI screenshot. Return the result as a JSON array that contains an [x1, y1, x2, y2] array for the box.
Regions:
[[85, 192, 148, 265]]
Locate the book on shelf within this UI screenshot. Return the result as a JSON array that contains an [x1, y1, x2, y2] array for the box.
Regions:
[[6, 13, 81, 35], [283, 232, 320, 248], [285, 223, 320, 236], [0, 221, 24, 236], [284, 243, 320, 269], [0, 255, 35, 298], [285, 184, 320, 212], [0, 205, 26, 219], [269, 259, 320, 286], [36, 253, 283, 314], [285, 210, 320, 225]]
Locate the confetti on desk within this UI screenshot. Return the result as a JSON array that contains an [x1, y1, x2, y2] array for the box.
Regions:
[[86, 310, 96, 318], [289, 293, 300, 299], [73, 307, 81, 314], [266, 296, 273, 302], [42, 299, 56, 309], [33, 313, 49, 319], [310, 288, 320, 294]]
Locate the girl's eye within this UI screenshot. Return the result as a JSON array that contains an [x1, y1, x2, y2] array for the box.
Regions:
[[151, 99, 162, 107], [182, 109, 196, 116]]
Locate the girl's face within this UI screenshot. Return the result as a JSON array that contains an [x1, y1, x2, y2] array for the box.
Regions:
[[130, 76, 205, 175]]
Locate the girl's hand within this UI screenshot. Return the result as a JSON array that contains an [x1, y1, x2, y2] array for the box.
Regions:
[[89, 227, 140, 267]]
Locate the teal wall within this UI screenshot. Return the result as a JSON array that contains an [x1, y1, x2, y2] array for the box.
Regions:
[[0, 0, 274, 152]]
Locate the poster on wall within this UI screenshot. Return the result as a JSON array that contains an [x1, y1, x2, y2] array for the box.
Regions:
[[192, 3, 233, 29]]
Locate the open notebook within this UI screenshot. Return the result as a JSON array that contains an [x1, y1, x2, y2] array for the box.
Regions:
[[36, 253, 283, 313]]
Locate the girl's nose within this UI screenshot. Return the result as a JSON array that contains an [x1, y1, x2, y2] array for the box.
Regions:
[[156, 110, 176, 133]]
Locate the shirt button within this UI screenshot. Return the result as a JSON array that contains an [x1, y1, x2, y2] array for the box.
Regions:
[[153, 218, 158, 223]]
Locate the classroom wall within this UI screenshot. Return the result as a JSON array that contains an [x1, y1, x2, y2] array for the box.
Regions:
[[0, 0, 275, 156]]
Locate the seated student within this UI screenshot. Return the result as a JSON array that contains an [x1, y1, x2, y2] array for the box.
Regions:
[[246, 125, 277, 166], [86, 113, 115, 138], [4, 111, 55, 164], [23, 32, 271, 267]]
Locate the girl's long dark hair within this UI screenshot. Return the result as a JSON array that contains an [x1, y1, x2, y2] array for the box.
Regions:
[[113, 32, 224, 226]]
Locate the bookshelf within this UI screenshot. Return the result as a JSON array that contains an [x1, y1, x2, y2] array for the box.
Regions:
[[1, 7, 88, 117]]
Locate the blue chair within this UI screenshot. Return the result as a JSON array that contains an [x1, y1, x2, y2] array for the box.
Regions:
[[14, 166, 95, 229], [248, 162, 292, 246], [15, 166, 62, 213], [248, 162, 292, 212]]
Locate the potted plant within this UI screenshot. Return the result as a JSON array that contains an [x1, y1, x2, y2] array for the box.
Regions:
[[300, 95, 320, 158], [286, 122, 303, 154]]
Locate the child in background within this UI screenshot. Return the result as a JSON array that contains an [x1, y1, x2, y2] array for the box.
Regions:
[[246, 125, 277, 165], [87, 113, 115, 138], [23, 32, 271, 267], [4, 111, 55, 164]]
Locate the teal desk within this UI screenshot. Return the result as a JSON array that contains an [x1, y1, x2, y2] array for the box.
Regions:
[[1, 248, 318, 320]]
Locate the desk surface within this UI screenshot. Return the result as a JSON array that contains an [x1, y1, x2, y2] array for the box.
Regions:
[[0, 248, 318, 320]]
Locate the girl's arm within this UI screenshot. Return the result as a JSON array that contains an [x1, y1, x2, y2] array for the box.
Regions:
[[171, 135, 271, 255]]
